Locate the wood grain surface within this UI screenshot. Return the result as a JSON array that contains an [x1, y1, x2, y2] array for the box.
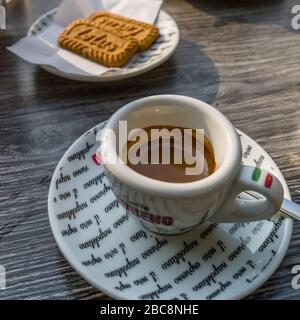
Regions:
[[1, 0, 300, 300]]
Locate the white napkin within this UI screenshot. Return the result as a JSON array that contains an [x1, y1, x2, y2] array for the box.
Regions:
[[7, 0, 162, 76]]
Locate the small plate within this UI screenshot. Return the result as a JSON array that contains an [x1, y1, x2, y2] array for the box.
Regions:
[[27, 9, 179, 82], [48, 122, 293, 299]]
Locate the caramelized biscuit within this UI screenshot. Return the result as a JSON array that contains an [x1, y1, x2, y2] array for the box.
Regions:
[[58, 19, 139, 67], [87, 11, 159, 51]]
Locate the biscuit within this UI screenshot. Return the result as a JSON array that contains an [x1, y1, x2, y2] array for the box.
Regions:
[[87, 11, 159, 51], [58, 19, 139, 68]]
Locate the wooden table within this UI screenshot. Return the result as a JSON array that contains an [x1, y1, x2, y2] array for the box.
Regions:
[[1, 0, 300, 300]]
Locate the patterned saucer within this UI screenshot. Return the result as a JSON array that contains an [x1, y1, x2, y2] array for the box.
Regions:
[[28, 9, 179, 82], [48, 122, 293, 300]]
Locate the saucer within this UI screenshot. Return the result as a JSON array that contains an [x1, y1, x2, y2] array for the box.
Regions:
[[48, 122, 293, 300], [27, 9, 179, 82]]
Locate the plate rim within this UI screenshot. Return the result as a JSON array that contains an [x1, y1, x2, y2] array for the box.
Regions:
[[27, 8, 180, 82], [48, 121, 293, 300]]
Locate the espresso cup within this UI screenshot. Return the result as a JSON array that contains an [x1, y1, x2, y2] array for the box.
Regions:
[[99, 95, 283, 234]]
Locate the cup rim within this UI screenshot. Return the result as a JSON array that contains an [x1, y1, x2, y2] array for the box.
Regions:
[[101, 95, 242, 197]]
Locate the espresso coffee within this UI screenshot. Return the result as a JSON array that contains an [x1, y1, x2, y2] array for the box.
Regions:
[[126, 125, 216, 183]]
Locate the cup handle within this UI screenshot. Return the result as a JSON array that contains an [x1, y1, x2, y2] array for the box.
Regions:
[[209, 165, 284, 223]]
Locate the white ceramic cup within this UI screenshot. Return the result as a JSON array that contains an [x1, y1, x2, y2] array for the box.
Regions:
[[100, 95, 283, 234]]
